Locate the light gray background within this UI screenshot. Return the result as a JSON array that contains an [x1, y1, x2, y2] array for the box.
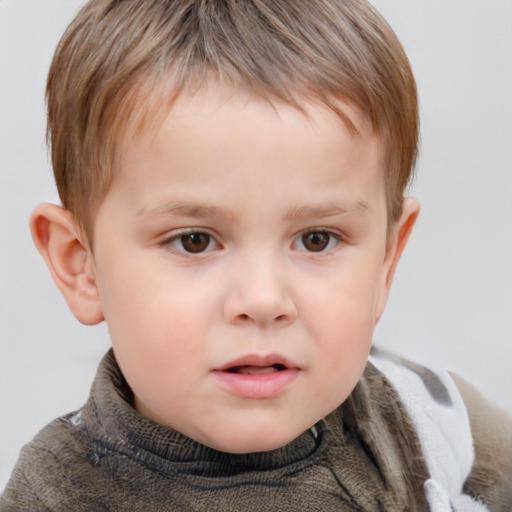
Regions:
[[1, 0, 511, 492]]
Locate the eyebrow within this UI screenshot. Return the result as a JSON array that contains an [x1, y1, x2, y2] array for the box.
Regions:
[[136, 201, 238, 221], [283, 201, 371, 222], [136, 200, 370, 222]]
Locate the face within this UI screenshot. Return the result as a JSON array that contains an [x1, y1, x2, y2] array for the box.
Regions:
[[89, 83, 395, 453]]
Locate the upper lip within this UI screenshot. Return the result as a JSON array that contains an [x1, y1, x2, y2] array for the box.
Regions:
[[214, 354, 300, 372]]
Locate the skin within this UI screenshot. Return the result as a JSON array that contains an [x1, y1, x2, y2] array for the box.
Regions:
[[31, 83, 419, 453]]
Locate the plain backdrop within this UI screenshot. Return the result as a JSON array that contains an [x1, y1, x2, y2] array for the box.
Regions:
[[1, 0, 511, 492]]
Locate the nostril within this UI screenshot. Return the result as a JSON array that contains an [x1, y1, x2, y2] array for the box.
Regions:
[[235, 313, 291, 324]]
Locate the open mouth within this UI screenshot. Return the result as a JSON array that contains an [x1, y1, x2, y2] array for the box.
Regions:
[[225, 364, 288, 375], [214, 359, 299, 399]]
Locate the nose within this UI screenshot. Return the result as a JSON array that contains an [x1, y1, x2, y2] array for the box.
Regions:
[[223, 254, 297, 328]]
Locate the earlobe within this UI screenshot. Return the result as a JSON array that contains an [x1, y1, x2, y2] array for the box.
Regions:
[[30, 203, 104, 325], [375, 198, 420, 323]]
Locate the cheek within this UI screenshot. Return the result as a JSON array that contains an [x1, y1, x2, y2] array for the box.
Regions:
[[95, 254, 213, 371], [101, 273, 211, 417], [314, 297, 374, 379], [300, 259, 383, 385], [302, 257, 384, 332]]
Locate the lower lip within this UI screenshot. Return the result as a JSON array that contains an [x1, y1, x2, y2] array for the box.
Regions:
[[213, 368, 300, 399]]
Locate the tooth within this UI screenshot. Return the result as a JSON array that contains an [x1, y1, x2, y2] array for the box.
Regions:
[[238, 366, 277, 375]]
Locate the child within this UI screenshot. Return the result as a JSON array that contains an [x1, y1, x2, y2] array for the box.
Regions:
[[1, 0, 511, 510]]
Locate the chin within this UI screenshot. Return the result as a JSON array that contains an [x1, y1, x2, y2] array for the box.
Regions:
[[203, 426, 303, 454]]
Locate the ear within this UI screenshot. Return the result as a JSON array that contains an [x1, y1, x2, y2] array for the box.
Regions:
[[375, 197, 420, 323], [30, 203, 104, 325]]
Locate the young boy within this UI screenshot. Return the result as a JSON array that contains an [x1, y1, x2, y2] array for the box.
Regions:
[[1, 0, 511, 510]]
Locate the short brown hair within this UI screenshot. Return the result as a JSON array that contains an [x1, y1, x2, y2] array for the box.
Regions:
[[47, 0, 418, 243]]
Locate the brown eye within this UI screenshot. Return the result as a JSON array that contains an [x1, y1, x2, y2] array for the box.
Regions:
[[301, 231, 331, 252], [180, 233, 211, 253]]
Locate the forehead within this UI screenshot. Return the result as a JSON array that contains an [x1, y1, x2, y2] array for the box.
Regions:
[[101, 83, 386, 228], [92, 80, 389, 251], [119, 79, 375, 153], [116, 86, 378, 186]]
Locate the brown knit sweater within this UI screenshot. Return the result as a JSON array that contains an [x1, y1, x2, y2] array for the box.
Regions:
[[1, 350, 510, 511]]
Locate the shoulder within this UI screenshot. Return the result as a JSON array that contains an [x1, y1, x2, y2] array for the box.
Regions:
[[1, 412, 96, 511], [369, 347, 511, 511], [450, 373, 512, 511]]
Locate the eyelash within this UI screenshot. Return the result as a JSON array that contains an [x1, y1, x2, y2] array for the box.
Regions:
[[292, 229, 342, 253], [160, 229, 221, 255], [159, 228, 343, 255]]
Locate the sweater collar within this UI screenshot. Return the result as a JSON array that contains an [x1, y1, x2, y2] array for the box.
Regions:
[[85, 350, 324, 474]]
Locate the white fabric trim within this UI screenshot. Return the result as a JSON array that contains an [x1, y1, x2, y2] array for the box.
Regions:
[[369, 352, 489, 512]]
